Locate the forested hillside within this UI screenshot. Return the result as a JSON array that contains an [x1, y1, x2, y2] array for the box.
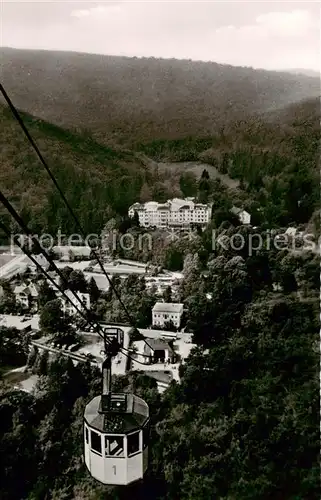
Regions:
[[1, 47, 319, 146], [137, 96, 320, 227], [0, 229, 319, 499], [0, 104, 157, 236], [0, 48, 319, 499], [0, 92, 319, 238]]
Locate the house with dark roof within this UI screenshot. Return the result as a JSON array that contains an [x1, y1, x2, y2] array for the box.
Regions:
[[143, 338, 175, 364], [14, 283, 39, 310]]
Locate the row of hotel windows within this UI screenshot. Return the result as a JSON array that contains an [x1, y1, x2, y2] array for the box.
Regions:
[[138, 209, 208, 213], [153, 313, 179, 319], [85, 426, 149, 458], [140, 214, 208, 219], [138, 209, 208, 214], [141, 220, 207, 225]]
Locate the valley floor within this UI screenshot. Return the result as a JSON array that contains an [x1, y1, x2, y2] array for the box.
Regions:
[[157, 161, 239, 189]]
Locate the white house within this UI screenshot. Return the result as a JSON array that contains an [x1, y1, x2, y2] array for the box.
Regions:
[[14, 283, 38, 309], [152, 302, 184, 329], [59, 290, 91, 316], [128, 198, 212, 229], [230, 207, 251, 225], [285, 227, 297, 237], [285, 227, 304, 239]]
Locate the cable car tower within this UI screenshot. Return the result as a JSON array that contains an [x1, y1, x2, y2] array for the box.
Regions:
[[84, 334, 150, 486]]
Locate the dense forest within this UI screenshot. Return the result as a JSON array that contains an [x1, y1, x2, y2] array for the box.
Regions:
[[136, 96, 320, 228], [0, 49, 319, 237], [0, 93, 319, 238], [0, 49, 319, 499], [0, 222, 319, 498], [0, 104, 157, 236], [1, 48, 320, 146]]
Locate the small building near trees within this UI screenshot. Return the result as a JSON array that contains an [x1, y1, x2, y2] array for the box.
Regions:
[[152, 302, 184, 329], [14, 283, 39, 310], [143, 338, 175, 364], [230, 206, 251, 225], [58, 290, 91, 316]]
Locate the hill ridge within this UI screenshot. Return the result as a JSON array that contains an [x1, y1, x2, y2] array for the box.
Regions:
[[1, 47, 319, 147]]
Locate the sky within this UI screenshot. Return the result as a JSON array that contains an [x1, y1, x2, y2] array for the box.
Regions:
[[1, 1, 320, 71]]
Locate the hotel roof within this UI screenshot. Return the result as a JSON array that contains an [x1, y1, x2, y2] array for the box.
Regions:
[[152, 302, 184, 313]]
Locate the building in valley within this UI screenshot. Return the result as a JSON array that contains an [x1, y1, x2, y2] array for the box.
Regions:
[[128, 198, 212, 229], [152, 302, 184, 329], [230, 206, 251, 225], [14, 283, 39, 310], [59, 290, 91, 316]]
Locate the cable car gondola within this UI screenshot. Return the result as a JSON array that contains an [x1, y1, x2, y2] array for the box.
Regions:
[[83, 336, 150, 486]]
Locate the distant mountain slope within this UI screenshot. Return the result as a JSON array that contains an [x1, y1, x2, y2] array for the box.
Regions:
[[1, 47, 320, 146], [263, 96, 320, 126], [283, 69, 320, 78], [137, 96, 320, 163]]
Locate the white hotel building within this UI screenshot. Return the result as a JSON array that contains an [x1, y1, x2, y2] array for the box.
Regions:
[[128, 198, 212, 229], [152, 302, 184, 329]]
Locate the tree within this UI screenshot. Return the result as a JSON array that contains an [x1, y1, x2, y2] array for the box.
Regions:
[[179, 172, 197, 197], [155, 297, 318, 499], [136, 291, 157, 328], [101, 218, 118, 252], [0, 281, 16, 313], [118, 216, 133, 234], [35, 350, 49, 376], [39, 299, 70, 339], [59, 266, 73, 291], [38, 280, 56, 308], [187, 255, 252, 346], [198, 173, 211, 202], [280, 269, 298, 294], [152, 182, 170, 202], [180, 253, 202, 300], [220, 152, 229, 174], [0, 326, 29, 368], [88, 277, 100, 304], [68, 250, 75, 262], [133, 210, 140, 227], [68, 270, 87, 293], [26, 345, 38, 369], [163, 286, 172, 303], [93, 298, 108, 320], [128, 327, 145, 342], [140, 183, 153, 203], [164, 247, 184, 271], [201, 169, 210, 180], [0, 390, 38, 499]]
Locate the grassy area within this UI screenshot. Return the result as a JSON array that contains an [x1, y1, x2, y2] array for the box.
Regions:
[[157, 161, 239, 189]]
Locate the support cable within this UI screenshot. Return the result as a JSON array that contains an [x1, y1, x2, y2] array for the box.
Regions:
[[0, 83, 153, 352], [0, 195, 149, 366]]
